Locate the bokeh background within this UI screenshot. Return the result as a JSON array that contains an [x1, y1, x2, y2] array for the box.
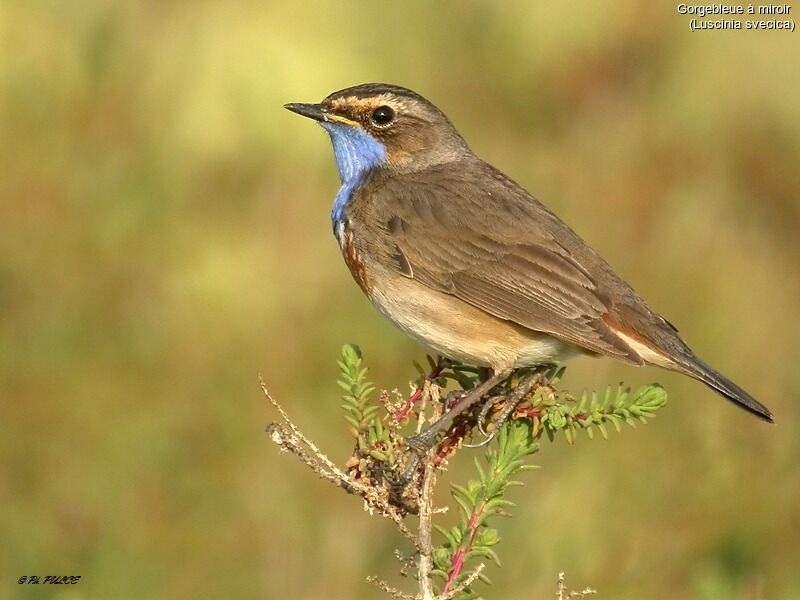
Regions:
[[2, 1, 799, 599]]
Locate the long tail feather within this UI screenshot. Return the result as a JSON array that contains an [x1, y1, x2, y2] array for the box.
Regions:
[[679, 357, 774, 423]]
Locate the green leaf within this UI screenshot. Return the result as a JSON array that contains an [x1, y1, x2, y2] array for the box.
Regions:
[[434, 526, 459, 551], [485, 497, 515, 512], [473, 457, 487, 487], [475, 528, 500, 546], [452, 493, 475, 523], [467, 546, 502, 567], [427, 354, 439, 370]]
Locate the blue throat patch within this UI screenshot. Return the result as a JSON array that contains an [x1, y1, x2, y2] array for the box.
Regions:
[[320, 122, 387, 236]]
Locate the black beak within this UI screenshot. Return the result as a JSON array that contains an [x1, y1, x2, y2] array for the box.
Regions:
[[284, 102, 327, 122]]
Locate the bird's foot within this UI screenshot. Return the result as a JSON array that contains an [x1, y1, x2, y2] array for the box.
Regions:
[[383, 451, 422, 490], [463, 393, 507, 448], [464, 368, 548, 448], [403, 368, 512, 453], [387, 367, 548, 489]]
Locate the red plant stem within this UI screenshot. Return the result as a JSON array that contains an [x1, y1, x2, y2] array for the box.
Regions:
[[443, 498, 486, 593], [394, 388, 423, 422], [393, 359, 448, 422]]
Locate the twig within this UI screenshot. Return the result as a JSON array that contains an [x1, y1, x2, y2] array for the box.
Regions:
[[416, 380, 438, 600], [261, 376, 416, 543], [395, 357, 449, 423], [437, 564, 486, 600], [261, 376, 342, 475], [366, 576, 417, 600], [556, 572, 597, 599]]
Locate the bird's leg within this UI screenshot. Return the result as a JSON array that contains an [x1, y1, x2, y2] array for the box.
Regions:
[[387, 370, 512, 488], [404, 368, 513, 452], [386, 452, 422, 491]]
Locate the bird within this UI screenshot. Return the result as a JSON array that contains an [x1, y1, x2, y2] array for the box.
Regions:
[[284, 83, 774, 445]]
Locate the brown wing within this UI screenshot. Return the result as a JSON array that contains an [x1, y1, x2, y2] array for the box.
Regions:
[[361, 158, 653, 364]]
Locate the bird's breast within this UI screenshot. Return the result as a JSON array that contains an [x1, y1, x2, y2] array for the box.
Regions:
[[335, 219, 373, 298]]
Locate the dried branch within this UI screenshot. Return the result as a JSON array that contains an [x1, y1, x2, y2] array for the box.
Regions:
[[261, 376, 415, 542], [416, 381, 438, 600], [556, 572, 597, 599]]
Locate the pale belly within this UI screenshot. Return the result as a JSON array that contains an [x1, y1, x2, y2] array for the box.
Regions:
[[367, 267, 581, 371]]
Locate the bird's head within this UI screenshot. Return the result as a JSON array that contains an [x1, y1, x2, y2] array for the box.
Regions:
[[285, 83, 469, 184]]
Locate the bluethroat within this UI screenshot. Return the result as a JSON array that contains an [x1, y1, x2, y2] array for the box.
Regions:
[[285, 83, 773, 447]]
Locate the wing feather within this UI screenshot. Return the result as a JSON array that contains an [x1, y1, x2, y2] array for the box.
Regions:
[[365, 160, 644, 363]]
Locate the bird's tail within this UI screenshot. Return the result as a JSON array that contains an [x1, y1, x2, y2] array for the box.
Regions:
[[677, 356, 774, 423]]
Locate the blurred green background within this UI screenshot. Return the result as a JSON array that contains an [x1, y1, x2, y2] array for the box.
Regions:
[[1, 1, 799, 599]]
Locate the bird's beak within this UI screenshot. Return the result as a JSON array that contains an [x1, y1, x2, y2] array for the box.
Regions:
[[284, 102, 359, 126], [284, 102, 328, 122]]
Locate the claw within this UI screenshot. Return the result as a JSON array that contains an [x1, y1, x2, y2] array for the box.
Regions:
[[463, 430, 496, 448], [465, 393, 505, 446], [464, 393, 508, 448]]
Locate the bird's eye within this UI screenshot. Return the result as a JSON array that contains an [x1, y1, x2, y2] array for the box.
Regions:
[[371, 105, 395, 126]]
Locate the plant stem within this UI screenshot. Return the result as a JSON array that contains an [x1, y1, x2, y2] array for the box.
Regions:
[[395, 358, 448, 422], [443, 498, 485, 593], [417, 453, 437, 600]]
